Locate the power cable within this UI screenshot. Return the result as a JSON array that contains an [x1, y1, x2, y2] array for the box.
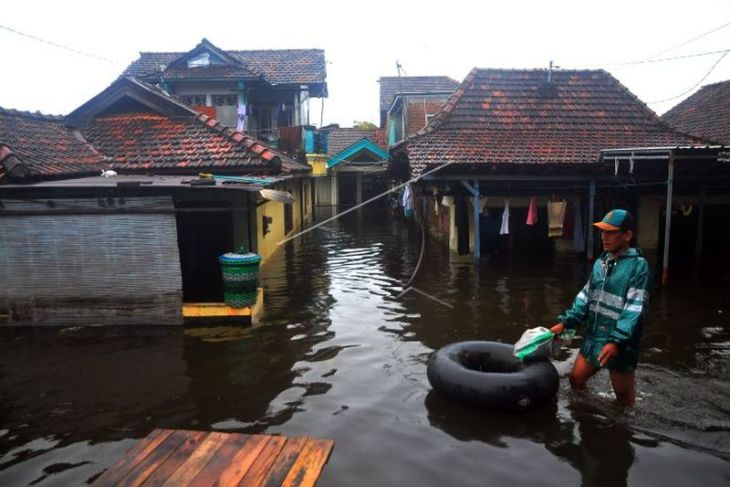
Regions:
[[648, 51, 728, 103], [0, 24, 123, 65], [648, 20, 730, 59], [566, 47, 730, 69]]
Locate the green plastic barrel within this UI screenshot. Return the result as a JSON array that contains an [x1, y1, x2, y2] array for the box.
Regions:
[[219, 250, 261, 307]]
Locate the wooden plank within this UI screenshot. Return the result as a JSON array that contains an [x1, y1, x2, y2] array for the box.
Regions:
[[214, 434, 272, 486], [113, 429, 190, 487], [93, 429, 175, 486], [160, 431, 228, 486], [280, 438, 335, 487], [139, 430, 209, 487], [236, 435, 287, 486], [188, 433, 254, 485], [260, 437, 309, 487]]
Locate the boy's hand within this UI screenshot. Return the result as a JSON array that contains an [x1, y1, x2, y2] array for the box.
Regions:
[[550, 323, 565, 335], [598, 343, 619, 366]]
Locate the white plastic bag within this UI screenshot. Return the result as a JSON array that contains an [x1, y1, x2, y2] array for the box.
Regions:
[[513, 327, 554, 361]]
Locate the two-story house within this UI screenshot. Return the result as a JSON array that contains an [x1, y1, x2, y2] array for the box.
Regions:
[[123, 38, 327, 147], [378, 76, 459, 145]]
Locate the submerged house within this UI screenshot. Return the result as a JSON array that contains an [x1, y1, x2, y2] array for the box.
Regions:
[[122, 38, 327, 146], [311, 127, 389, 209], [0, 76, 313, 326], [390, 68, 730, 277]]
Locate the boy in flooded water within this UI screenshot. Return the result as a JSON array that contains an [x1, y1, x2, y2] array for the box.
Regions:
[[551, 209, 650, 406]]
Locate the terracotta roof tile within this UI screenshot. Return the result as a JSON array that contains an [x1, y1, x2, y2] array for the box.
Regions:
[[396, 69, 705, 176], [123, 48, 327, 90], [0, 107, 108, 181], [326, 128, 387, 156], [662, 80, 730, 145]]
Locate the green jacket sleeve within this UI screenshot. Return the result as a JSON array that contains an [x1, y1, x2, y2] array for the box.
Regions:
[[610, 258, 650, 344], [558, 279, 591, 330]]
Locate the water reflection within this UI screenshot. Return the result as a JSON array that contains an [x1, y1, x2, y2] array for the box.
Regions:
[[1, 208, 729, 486]]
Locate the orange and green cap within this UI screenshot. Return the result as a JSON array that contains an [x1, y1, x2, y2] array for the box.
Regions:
[[593, 209, 635, 232]]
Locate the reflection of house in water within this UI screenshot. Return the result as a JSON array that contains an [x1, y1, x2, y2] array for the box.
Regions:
[[0, 76, 314, 326]]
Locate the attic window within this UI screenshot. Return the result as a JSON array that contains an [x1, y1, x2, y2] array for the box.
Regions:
[[188, 52, 211, 68]]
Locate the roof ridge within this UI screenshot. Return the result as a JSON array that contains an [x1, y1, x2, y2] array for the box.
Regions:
[[0, 106, 65, 121]]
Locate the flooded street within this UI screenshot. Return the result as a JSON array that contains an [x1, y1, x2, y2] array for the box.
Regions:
[[1, 208, 729, 486]]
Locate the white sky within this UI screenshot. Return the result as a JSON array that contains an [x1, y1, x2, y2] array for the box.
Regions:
[[1, 0, 729, 127]]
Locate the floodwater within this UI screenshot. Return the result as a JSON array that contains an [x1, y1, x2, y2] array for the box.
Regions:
[[1, 208, 729, 486]]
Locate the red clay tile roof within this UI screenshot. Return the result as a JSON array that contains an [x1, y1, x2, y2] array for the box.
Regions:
[[662, 80, 730, 145], [80, 112, 305, 173], [326, 128, 387, 156], [0, 107, 108, 181], [395, 69, 704, 176], [123, 47, 327, 92], [379, 76, 460, 113]]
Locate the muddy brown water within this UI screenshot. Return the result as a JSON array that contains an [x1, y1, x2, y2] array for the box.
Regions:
[[1, 209, 729, 486]]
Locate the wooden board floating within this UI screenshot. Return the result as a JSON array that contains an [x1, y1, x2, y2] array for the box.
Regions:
[[93, 429, 334, 487]]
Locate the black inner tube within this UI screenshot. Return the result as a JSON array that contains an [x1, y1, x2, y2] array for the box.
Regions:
[[458, 350, 521, 374]]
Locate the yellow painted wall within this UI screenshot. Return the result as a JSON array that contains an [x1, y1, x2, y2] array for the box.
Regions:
[[255, 177, 314, 263], [306, 154, 329, 176]]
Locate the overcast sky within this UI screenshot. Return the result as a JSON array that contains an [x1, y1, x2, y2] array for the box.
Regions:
[[2, 0, 729, 127]]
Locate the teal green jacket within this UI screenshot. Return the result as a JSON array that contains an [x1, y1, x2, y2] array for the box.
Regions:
[[559, 248, 650, 345]]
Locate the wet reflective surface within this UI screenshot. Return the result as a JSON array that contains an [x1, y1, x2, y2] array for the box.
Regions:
[[1, 209, 729, 486]]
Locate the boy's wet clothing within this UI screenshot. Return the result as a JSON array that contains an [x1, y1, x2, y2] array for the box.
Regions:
[[559, 248, 650, 371]]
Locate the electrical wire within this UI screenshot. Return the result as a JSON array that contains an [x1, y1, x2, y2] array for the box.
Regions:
[[0, 24, 123, 65], [648, 51, 728, 103], [647, 20, 730, 59], [565, 47, 730, 69]]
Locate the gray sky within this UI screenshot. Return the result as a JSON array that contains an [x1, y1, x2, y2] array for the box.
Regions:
[[2, 0, 729, 127]]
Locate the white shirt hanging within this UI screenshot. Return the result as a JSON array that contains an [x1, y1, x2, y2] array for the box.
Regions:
[[500, 198, 511, 235]]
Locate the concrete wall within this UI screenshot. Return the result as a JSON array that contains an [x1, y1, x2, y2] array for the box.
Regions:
[[255, 178, 313, 262]]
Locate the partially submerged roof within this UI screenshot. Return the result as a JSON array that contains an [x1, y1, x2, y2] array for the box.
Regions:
[[123, 39, 328, 96], [393, 68, 705, 176], [378, 76, 459, 114], [662, 80, 730, 145], [0, 107, 108, 182]]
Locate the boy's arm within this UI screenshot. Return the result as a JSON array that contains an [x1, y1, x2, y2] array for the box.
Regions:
[[610, 259, 650, 344], [556, 278, 592, 332]]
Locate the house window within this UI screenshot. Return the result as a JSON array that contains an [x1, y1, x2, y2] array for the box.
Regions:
[[179, 95, 206, 106], [284, 202, 293, 234], [187, 52, 210, 68], [212, 94, 237, 106]]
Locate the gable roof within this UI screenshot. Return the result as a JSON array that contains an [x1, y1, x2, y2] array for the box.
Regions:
[[328, 138, 389, 168], [326, 127, 387, 156], [69, 77, 307, 174], [662, 80, 730, 145], [0, 107, 108, 182], [122, 39, 327, 96], [394, 68, 705, 176], [378, 76, 460, 114]]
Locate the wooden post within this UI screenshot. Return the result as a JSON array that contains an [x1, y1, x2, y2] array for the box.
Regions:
[[473, 180, 480, 261], [695, 185, 705, 260], [662, 154, 675, 285], [587, 178, 596, 260], [460, 180, 480, 261], [355, 173, 363, 205]]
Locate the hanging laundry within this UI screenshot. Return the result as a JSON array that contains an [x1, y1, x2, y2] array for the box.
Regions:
[[526, 196, 538, 225], [573, 198, 586, 252], [441, 196, 454, 208], [479, 196, 489, 215], [403, 184, 414, 218], [547, 200, 567, 237], [500, 198, 511, 235], [236, 104, 247, 131]]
